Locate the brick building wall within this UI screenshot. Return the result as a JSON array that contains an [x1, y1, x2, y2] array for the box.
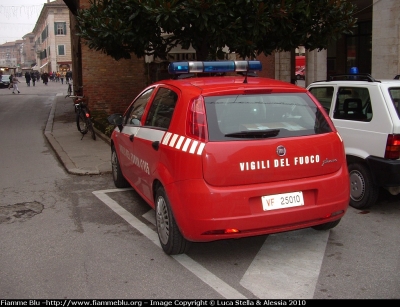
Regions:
[[73, 0, 147, 118], [81, 45, 146, 116], [256, 53, 275, 79]]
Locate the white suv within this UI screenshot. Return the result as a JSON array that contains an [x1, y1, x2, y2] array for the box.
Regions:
[[307, 74, 400, 209]]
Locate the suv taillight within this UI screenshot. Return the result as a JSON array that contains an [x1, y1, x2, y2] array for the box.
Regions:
[[187, 96, 208, 142], [385, 134, 400, 159]]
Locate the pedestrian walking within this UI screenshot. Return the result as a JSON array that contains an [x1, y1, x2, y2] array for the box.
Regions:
[[8, 74, 13, 89], [31, 72, 36, 87], [60, 71, 65, 84], [42, 72, 49, 85], [12, 76, 21, 94], [66, 69, 72, 83], [25, 71, 31, 86]]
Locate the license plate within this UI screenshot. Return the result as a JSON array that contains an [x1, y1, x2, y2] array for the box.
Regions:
[[261, 191, 304, 211]]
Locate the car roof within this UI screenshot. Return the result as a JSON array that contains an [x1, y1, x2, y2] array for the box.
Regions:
[[154, 76, 307, 95], [308, 79, 400, 86]]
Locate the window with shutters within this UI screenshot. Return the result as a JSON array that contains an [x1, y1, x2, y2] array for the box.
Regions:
[[55, 22, 67, 35], [58, 45, 65, 56]]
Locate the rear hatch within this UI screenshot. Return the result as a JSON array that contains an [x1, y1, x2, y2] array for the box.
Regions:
[[202, 92, 344, 186]]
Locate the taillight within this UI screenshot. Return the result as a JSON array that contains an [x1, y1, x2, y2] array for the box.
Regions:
[[186, 96, 208, 142], [385, 134, 400, 159]]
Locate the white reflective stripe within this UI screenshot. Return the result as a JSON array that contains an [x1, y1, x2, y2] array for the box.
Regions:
[[197, 142, 205, 155], [131, 128, 206, 156], [136, 128, 165, 142], [182, 138, 191, 152], [175, 136, 186, 149], [162, 132, 172, 145], [169, 134, 179, 147], [189, 140, 199, 154]]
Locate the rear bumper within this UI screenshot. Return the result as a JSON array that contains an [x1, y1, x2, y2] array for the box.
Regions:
[[165, 168, 350, 242], [367, 156, 400, 187]]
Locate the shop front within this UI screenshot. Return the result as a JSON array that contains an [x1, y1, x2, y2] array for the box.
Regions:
[[57, 62, 72, 72]]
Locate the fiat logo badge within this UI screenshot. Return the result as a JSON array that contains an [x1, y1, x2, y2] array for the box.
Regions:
[[276, 145, 286, 156]]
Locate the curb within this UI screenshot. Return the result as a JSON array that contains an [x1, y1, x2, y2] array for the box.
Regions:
[[45, 96, 111, 176]]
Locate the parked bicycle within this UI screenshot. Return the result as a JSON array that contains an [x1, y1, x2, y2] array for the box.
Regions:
[[67, 93, 96, 140]]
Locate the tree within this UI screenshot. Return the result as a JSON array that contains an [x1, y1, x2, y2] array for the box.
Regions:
[[76, 0, 357, 61]]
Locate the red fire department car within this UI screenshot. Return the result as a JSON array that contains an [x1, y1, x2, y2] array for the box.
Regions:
[[108, 60, 350, 255]]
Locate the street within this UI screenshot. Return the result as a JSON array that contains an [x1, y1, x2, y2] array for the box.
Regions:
[[0, 79, 400, 299]]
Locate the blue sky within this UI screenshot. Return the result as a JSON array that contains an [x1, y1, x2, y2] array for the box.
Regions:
[[0, 0, 49, 45]]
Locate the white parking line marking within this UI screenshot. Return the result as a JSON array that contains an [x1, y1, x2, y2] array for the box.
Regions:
[[93, 189, 247, 299], [93, 189, 160, 246], [240, 229, 329, 299]]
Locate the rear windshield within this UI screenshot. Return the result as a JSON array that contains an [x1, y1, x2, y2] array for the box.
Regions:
[[205, 93, 332, 141]]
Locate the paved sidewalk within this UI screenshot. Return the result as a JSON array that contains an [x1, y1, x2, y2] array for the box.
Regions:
[[45, 94, 112, 175]]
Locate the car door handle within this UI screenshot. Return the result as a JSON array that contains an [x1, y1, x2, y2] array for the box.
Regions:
[[152, 141, 159, 151], [129, 134, 134, 142]]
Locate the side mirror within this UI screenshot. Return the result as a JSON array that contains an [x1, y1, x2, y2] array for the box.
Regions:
[[107, 114, 123, 131]]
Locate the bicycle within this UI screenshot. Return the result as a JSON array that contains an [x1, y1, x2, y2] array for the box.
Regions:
[[67, 94, 96, 140]]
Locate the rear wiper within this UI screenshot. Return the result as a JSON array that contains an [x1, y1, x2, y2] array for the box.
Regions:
[[225, 129, 280, 138]]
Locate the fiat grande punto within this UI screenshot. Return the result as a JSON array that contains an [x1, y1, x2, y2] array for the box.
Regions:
[[108, 60, 350, 255]]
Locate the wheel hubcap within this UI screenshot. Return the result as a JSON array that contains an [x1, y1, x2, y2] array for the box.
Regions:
[[350, 170, 365, 201], [156, 197, 169, 245]]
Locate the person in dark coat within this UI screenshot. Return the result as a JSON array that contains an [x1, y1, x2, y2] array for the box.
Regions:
[[42, 72, 49, 85], [30, 72, 37, 87], [66, 70, 72, 83], [25, 72, 31, 86]]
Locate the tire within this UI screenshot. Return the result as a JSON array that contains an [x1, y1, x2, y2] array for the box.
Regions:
[[348, 162, 379, 209], [76, 110, 88, 134], [155, 186, 189, 255], [312, 218, 341, 230], [111, 146, 130, 188]]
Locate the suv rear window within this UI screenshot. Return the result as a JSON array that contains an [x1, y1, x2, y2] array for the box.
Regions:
[[389, 87, 400, 117], [205, 93, 332, 141]]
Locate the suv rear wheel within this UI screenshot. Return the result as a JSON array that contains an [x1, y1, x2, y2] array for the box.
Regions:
[[348, 162, 379, 209], [155, 186, 189, 255]]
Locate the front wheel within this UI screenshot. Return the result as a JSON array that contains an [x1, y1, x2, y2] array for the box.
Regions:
[[348, 162, 379, 209], [155, 186, 189, 255]]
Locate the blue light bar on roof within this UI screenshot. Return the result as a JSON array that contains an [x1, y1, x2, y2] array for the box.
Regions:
[[168, 60, 262, 74]]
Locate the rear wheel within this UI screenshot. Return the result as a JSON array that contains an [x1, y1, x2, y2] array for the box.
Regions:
[[76, 110, 88, 134], [348, 162, 379, 209], [155, 186, 189, 255], [87, 117, 96, 140], [111, 146, 130, 188]]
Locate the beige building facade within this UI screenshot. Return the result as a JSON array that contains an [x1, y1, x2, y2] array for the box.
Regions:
[[32, 0, 72, 74]]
